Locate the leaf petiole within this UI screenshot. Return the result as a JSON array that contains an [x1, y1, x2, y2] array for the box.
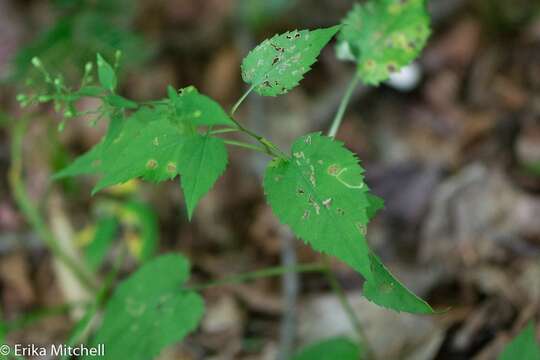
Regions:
[[328, 74, 361, 139], [209, 128, 240, 135], [187, 263, 326, 291], [231, 84, 255, 116], [224, 140, 269, 155]]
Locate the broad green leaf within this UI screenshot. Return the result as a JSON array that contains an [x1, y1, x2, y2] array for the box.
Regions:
[[499, 321, 540, 360], [339, 0, 431, 85], [242, 26, 340, 96], [178, 135, 228, 220], [292, 337, 361, 360], [92, 107, 190, 193], [96, 53, 117, 92], [85, 254, 204, 360], [363, 253, 434, 313], [170, 86, 235, 127], [84, 216, 119, 271], [264, 133, 372, 280]]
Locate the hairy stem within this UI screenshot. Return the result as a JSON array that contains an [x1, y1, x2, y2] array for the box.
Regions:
[[8, 119, 97, 292], [187, 263, 326, 291], [328, 74, 361, 139]]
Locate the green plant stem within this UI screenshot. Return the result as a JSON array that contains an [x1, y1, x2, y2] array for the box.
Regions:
[[188, 263, 326, 291], [231, 85, 255, 116], [5, 302, 90, 332], [209, 128, 240, 135], [328, 74, 361, 139], [323, 259, 374, 359], [224, 140, 268, 154], [8, 119, 97, 292], [228, 87, 288, 159], [60, 247, 127, 360]]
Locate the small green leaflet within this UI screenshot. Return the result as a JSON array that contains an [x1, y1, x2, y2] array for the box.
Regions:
[[178, 135, 228, 220], [292, 337, 362, 360], [96, 53, 117, 92], [242, 26, 340, 96], [169, 86, 235, 127], [339, 0, 431, 85], [264, 133, 373, 280], [84, 254, 204, 360], [363, 253, 434, 314], [498, 321, 540, 360]]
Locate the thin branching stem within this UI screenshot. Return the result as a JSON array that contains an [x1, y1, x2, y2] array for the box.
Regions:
[[224, 140, 269, 155], [187, 263, 326, 291], [328, 74, 361, 139], [323, 258, 374, 358], [231, 85, 255, 116], [8, 118, 97, 292]]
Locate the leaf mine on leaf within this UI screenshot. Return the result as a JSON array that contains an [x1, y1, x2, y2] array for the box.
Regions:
[[242, 26, 340, 96]]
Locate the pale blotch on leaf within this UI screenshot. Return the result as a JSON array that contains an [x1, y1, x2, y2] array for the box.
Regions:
[[327, 163, 342, 176], [166, 162, 177, 174], [126, 298, 146, 317], [146, 159, 158, 170]]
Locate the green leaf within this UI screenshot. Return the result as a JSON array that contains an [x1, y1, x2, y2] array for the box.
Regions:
[[264, 133, 432, 313], [76, 86, 104, 97], [264, 133, 373, 280], [54, 113, 125, 180], [363, 253, 434, 314], [292, 337, 362, 360], [96, 53, 117, 92], [366, 193, 384, 220], [178, 135, 228, 220], [84, 217, 119, 271], [339, 0, 431, 85], [170, 86, 235, 127], [53, 141, 104, 179], [92, 107, 189, 193], [85, 254, 204, 360], [499, 321, 540, 360], [242, 26, 340, 96], [106, 94, 138, 109]]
